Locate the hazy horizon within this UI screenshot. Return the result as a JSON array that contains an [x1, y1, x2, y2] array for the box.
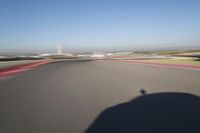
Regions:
[[0, 0, 200, 53], [1, 44, 200, 55]]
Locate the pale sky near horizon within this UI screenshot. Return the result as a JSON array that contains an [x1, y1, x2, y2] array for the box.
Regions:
[[0, 0, 200, 52]]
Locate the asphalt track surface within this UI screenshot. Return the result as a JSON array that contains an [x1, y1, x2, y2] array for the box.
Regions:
[[0, 60, 200, 133]]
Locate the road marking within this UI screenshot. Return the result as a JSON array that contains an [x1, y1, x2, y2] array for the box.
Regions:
[[0, 61, 50, 77], [108, 60, 200, 70]]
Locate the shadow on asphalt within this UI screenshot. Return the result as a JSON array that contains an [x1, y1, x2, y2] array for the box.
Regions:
[[86, 92, 200, 133]]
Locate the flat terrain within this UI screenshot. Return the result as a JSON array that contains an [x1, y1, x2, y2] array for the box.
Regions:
[[0, 60, 200, 133]]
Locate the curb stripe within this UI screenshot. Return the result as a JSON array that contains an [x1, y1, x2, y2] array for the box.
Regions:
[[109, 60, 200, 70], [0, 61, 49, 77]]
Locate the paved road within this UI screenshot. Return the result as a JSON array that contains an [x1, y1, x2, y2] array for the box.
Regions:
[[0, 60, 200, 133]]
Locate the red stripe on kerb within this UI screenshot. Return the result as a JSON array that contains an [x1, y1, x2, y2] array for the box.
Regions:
[[110, 60, 200, 70], [0, 61, 49, 77]]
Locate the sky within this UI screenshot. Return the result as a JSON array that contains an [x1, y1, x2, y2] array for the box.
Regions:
[[0, 0, 200, 53]]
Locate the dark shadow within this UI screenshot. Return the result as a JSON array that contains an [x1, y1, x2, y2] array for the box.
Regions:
[[194, 58, 200, 61], [86, 92, 200, 133]]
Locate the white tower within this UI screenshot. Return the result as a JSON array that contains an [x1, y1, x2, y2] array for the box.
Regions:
[[57, 45, 62, 55]]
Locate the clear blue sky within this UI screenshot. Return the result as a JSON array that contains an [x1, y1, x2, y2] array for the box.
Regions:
[[0, 0, 200, 52]]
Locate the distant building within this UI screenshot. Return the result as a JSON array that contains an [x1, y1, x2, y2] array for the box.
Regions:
[[57, 45, 63, 55]]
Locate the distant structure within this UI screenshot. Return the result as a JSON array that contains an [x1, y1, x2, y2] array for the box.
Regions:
[[57, 45, 63, 55]]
